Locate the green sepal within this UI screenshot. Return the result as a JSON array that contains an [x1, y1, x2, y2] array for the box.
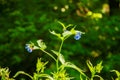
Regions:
[[36, 58, 48, 73], [95, 61, 103, 73]]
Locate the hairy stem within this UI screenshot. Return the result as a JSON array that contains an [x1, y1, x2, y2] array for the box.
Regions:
[[40, 49, 56, 61], [56, 39, 64, 72]]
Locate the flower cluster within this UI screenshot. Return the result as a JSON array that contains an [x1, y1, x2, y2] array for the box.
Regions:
[[63, 30, 82, 40], [25, 44, 33, 53], [74, 31, 81, 40], [25, 22, 84, 53]]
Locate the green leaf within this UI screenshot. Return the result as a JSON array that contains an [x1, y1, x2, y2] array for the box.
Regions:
[[70, 26, 76, 34], [35, 74, 54, 80], [80, 74, 88, 80], [58, 21, 66, 30], [52, 70, 73, 80], [70, 26, 85, 35], [63, 62, 87, 78], [51, 50, 59, 56], [62, 30, 72, 39], [36, 58, 48, 73], [94, 75, 104, 80], [58, 21, 73, 30], [33, 46, 39, 50], [111, 70, 120, 79], [59, 54, 66, 64], [80, 74, 84, 80], [86, 60, 95, 74], [37, 40, 47, 50], [13, 71, 33, 79], [95, 61, 103, 73], [49, 30, 63, 40], [66, 24, 73, 28], [51, 50, 65, 64]]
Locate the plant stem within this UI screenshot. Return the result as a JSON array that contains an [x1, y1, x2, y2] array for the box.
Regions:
[[59, 39, 64, 53], [56, 39, 64, 72], [40, 49, 56, 61], [91, 74, 94, 80]]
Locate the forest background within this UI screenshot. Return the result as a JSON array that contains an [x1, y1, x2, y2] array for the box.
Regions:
[[0, 0, 120, 79]]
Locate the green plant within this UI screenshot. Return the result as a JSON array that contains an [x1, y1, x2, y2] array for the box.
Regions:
[[22, 21, 105, 80], [111, 70, 120, 80], [0, 22, 119, 80], [86, 60, 103, 80], [0, 67, 14, 80], [24, 21, 86, 80]]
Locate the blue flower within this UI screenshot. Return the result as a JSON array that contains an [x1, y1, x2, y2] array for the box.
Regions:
[[74, 32, 81, 40], [25, 44, 33, 53]]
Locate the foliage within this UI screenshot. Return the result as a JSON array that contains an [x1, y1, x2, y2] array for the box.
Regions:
[[0, 0, 120, 79], [0, 22, 120, 80]]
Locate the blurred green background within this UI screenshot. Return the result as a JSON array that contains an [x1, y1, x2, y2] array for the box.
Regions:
[[0, 0, 120, 79]]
